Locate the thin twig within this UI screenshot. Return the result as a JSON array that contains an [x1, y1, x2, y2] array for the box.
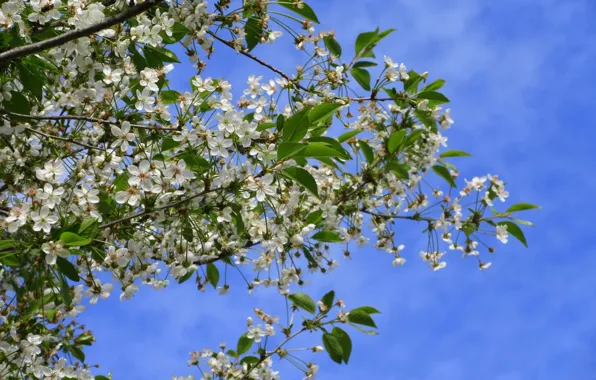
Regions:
[[25, 127, 105, 151], [208, 31, 393, 103], [0, 0, 162, 63]]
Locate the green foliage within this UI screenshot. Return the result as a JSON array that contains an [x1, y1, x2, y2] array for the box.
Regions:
[[288, 293, 316, 314]]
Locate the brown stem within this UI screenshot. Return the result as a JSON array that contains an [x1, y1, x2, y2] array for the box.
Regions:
[[0, 109, 178, 131], [0, 0, 162, 63], [25, 127, 105, 151]]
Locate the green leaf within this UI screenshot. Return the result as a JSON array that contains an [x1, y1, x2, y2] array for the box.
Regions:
[[69, 345, 85, 363], [245, 17, 262, 51], [386, 161, 410, 180], [387, 130, 406, 153], [283, 167, 319, 197], [177, 268, 195, 284], [288, 293, 316, 314], [282, 108, 310, 142], [305, 210, 323, 226], [309, 103, 341, 125], [352, 61, 378, 68], [498, 221, 528, 247], [236, 334, 254, 356], [422, 79, 446, 92], [439, 150, 472, 158], [321, 290, 335, 311], [358, 141, 374, 164], [95, 376, 110, 380], [4, 91, 30, 114], [160, 90, 180, 104], [161, 136, 180, 151], [404, 70, 423, 94], [308, 136, 350, 159], [417, 91, 450, 104], [78, 218, 99, 239], [256, 122, 276, 131], [56, 257, 80, 282], [240, 356, 259, 366], [331, 327, 352, 364], [206, 263, 220, 288], [161, 22, 190, 44], [354, 30, 378, 56], [349, 306, 380, 315], [277, 142, 307, 160], [17, 62, 44, 100], [278, 1, 320, 23], [506, 203, 541, 213], [312, 231, 343, 243], [322, 333, 343, 364], [351, 68, 371, 91], [302, 142, 344, 158], [415, 110, 436, 129], [323, 36, 342, 57], [337, 129, 363, 143], [144, 45, 180, 64], [60, 232, 92, 247], [347, 310, 377, 328], [432, 165, 456, 188], [59, 274, 72, 306]]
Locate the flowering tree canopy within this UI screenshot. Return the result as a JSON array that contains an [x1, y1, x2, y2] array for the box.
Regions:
[[0, 0, 539, 378]]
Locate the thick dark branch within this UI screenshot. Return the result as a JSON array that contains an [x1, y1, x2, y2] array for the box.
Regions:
[[0, 0, 161, 63], [0, 109, 178, 131]]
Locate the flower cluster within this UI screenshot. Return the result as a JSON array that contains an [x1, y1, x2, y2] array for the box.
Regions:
[[0, 0, 536, 378]]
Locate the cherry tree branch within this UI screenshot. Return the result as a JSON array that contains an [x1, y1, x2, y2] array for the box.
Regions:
[[207, 31, 392, 102], [0, 109, 178, 131], [0, 0, 162, 63], [24, 127, 106, 151]]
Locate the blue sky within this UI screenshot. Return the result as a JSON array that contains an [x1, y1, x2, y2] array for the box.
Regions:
[[80, 0, 596, 379]]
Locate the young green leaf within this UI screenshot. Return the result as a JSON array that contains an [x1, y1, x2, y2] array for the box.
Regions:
[[331, 327, 352, 363], [309, 103, 341, 125], [311, 231, 343, 243], [283, 167, 319, 197], [278, 1, 320, 23], [347, 310, 377, 328], [498, 221, 528, 247], [387, 130, 406, 153], [282, 108, 310, 142], [351, 68, 371, 91], [245, 17, 262, 51], [439, 150, 472, 158], [337, 129, 363, 143], [288, 293, 316, 314], [160, 90, 181, 104], [352, 61, 377, 68], [277, 142, 307, 160], [358, 141, 374, 164], [322, 333, 344, 364], [349, 306, 380, 315], [323, 36, 342, 57], [59, 274, 72, 306], [206, 263, 220, 288], [321, 290, 335, 312], [78, 218, 99, 239], [354, 30, 378, 56], [417, 91, 450, 104], [236, 334, 254, 356], [59, 232, 92, 247], [432, 165, 456, 188], [56, 257, 80, 282], [506, 203, 541, 213], [421, 79, 446, 92]]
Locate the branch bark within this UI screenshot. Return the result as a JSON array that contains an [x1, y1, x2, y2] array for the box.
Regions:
[[0, 0, 161, 63]]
